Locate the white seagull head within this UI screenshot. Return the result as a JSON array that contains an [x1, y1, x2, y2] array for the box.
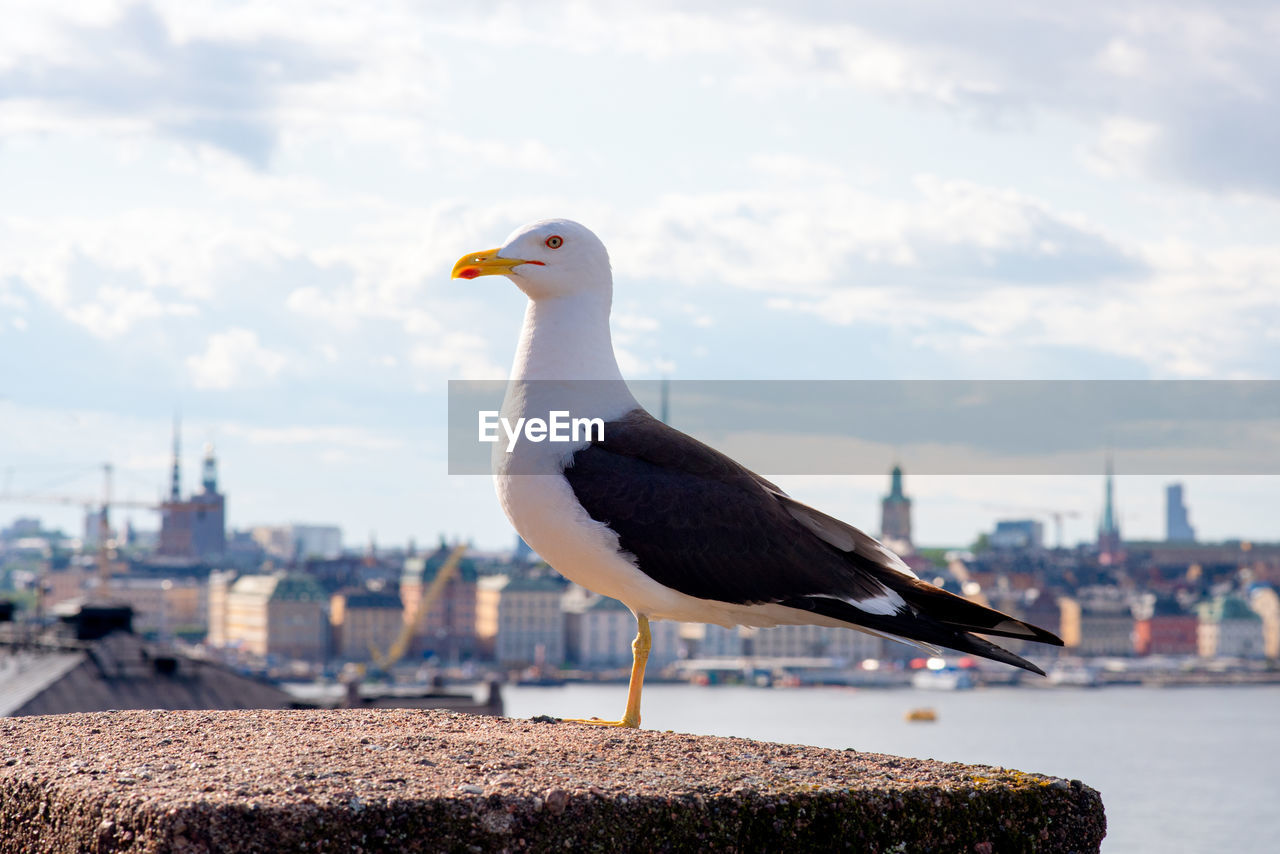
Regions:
[[451, 218, 611, 301]]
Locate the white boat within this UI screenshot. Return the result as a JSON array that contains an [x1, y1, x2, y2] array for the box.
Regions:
[[911, 667, 975, 690], [1047, 661, 1102, 687]]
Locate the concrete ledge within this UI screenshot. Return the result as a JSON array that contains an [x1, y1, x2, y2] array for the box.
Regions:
[[0, 709, 1105, 853]]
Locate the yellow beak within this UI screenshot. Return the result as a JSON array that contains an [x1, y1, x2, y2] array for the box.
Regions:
[[451, 248, 541, 279]]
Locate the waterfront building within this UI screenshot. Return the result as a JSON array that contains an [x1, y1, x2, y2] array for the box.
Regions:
[[1197, 595, 1265, 659], [401, 544, 479, 662], [1059, 591, 1136, 656], [222, 572, 329, 662], [578, 596, 682, 669], [330, 587, 403, 662], [477, 573, 569, 668], [1247, 585, 1280, 659], [1132, 594, 1198, 656], [682, 622, 744, 657], [752, 623, 881, 662], [1165, 483, 1196, 543]]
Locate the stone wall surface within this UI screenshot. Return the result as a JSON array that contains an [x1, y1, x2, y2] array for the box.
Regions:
[[0, 708, 1105, 853]]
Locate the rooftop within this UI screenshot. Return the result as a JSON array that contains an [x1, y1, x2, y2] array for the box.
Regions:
[[0, 629, 297, 717]]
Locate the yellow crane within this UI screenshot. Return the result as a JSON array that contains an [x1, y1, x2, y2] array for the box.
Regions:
[[367, 543, 468, 672]]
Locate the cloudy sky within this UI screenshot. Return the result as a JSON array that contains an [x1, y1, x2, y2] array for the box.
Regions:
[[1, 1, 1277, 551]]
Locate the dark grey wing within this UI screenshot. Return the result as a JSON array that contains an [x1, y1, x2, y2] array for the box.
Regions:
[[561, 408, 906, 607], [563, 408, 1062, 674]]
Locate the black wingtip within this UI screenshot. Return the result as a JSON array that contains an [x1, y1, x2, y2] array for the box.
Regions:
[[781, 596, 1053, 676]]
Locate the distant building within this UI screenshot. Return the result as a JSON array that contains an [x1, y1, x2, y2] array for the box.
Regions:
[[752, 623, 881, 662], [685, 623, 744, 658], [222, 530, 265, 570], [206, 569, 237, 647], [250, 526, 294, 561], [43, 566, 91, 611], [104, 575, 206, 637], [577, 596, 682, 670], [1165, 483, 1196, 543], [250, 524, 343, 562], [158, 436, 226, 561], [83, 509, 109, 548], [512, 535, 536, 565], [1059, 592, 1135, 656], [1197, 595, 1265, 659], [478, 574, 568, 668], [990, 519, 1044, 551], [1097, 458, 1122, 564], [1, 517, 42, 541], [401, 545, 479, 663], [879, 464, 913, 554], [1008, 590, 1061, 652], [330, 587, 403, 662], [1132, 594, 1198, 656], [291, 525, 344, 561], [222, 573, 329, 662], [1248, 586, 1280, 660]]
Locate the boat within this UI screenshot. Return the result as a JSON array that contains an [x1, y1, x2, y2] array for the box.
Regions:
[[905, 707, 938, 722], [910, 667, 975, 691], [1047, 660, 1102, 688]]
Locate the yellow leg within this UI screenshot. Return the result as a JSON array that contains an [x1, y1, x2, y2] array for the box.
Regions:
[[564, 614, 650, 728]]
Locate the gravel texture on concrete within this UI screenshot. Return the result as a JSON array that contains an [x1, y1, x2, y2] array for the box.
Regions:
[[0, 708, 1105, 853]]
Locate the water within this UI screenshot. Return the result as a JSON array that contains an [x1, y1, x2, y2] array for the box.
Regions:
[[504, 683, 1280, 853]]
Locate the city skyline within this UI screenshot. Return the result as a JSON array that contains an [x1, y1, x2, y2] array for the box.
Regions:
[[2, 2, 1278, 550], [0, 444, 1268, 554]]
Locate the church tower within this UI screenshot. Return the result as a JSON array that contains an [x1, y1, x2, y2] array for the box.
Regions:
[[880, 464, 913, 554]]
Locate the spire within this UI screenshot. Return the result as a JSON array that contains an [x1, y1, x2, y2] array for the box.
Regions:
[[201, 442, 218, 494], [1099, 456, 1118, 536], [169, 414, 182, 501], [1097, 455, 1122, 564], [888, 464, 906, 501]]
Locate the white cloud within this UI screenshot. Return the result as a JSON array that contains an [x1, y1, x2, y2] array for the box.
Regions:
[[1081, 117, 1162, 177], [611, 176, 1137, 292], [62, 286, 197, 339], [409, 332, 505, 382], [221, 422, 403, 450], [186, 328, 288, 389]]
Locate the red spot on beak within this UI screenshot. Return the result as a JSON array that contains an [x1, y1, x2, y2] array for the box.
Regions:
[[458, 267, 481, 279]]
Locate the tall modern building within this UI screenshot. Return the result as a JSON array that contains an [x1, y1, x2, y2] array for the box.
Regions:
[[879, 464, 913, 553], [1097, 457, 1121, 564], [1165, 483, 1196, 543], [158, 425, 226, 561]]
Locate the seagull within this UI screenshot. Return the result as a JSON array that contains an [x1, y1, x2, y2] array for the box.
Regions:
[[453, 218, 1062, 728]]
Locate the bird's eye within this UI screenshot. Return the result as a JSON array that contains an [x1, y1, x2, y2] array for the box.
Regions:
[[545, 235, 563, 249]]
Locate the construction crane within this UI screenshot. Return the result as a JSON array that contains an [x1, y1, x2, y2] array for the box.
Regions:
[[0, 463, 159, 606], [367, 543, 469, 673], [981, 503, 1082, 549]]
